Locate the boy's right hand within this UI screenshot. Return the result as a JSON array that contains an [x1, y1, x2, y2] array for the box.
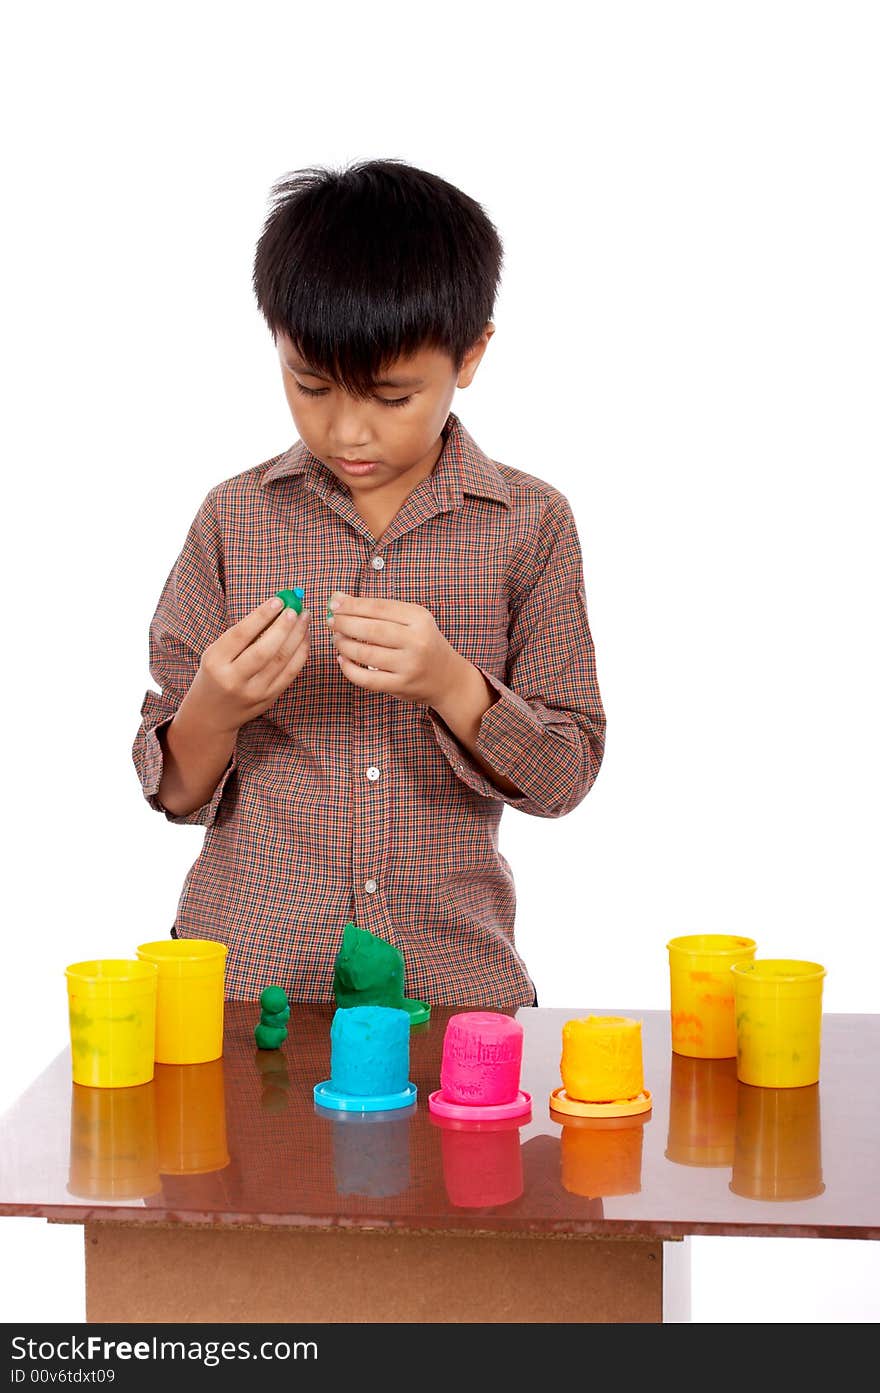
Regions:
[[184, 597, 311, 734]]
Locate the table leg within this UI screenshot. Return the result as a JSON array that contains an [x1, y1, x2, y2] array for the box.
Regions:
[[84, 1222, 689, 1324]]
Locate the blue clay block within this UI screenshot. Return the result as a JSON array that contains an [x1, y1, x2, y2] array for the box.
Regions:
[[329, 1005, 410, 1097]]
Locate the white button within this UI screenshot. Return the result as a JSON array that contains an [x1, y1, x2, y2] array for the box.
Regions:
[[366, 766, 381, 782], [371, 555, 385, 570], [364, 878, 378, 894]]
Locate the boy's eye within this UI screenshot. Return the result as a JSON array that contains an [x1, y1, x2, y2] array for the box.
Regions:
[[293, 381, 412, 408]]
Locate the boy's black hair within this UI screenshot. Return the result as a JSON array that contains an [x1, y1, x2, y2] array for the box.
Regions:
[[252, 157, 503, 398]]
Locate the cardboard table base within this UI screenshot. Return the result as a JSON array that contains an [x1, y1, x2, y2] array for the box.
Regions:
[[82, 1220, 685, 1324]]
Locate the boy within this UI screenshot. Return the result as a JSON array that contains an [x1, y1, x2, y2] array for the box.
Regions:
[[132, 158, 606, 1009]]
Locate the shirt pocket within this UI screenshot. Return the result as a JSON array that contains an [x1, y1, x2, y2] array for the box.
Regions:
[[402, 584, 510, 677]]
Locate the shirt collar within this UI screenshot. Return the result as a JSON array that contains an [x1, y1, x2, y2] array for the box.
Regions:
[[260, 411, 511, 510]]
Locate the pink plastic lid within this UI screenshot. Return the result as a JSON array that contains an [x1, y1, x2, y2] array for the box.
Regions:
[[427, 1088, 532, 1122]]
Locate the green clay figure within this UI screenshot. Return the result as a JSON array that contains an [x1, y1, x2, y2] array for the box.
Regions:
[[254, 983, 291, 1050], [276, 587, 305, 614], [331, 921, 430, 1025]]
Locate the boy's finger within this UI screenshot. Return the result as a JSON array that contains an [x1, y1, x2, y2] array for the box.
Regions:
[[236, 607, 310, 682], [330, 613, 402, 649], [327, 592, 413, 625], [219, 596, 287, 660]]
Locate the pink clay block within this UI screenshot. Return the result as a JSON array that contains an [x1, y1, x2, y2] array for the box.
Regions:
[[439, 1012, 524, 1106]]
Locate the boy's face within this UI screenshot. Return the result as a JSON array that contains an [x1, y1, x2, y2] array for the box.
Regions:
[[275, 327, 493, 501]]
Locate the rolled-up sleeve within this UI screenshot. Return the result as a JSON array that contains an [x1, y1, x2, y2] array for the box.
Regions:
[[428, 493, 606, 817], [131, 489, 238, 827]]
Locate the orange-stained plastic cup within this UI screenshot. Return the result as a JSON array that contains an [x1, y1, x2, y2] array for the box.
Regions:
[[66, 959, 158, 1088], [730, 1081, 824, 1200], [665, 1053, 739, 1167], [731, 958, 826, 1088], [67, 1080, 160, 1200], [136, 939, 227, 1065], [667, 934, 757, 1058], [154, 1059, 229, 1175]]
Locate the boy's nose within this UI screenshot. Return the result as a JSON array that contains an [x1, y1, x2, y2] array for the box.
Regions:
[[329, 396, 375, 447]]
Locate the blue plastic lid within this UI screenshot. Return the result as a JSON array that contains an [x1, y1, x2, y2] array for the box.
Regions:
[[313, 1079, 418, 1113]]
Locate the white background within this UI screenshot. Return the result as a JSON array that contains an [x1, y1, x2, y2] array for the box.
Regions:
[[1, 1, 878, 1324]]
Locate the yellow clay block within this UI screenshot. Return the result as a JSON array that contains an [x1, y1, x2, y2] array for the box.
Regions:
[[560, 1015, 644, 1103]]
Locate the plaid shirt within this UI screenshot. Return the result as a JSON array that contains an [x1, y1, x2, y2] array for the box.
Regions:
[[131, 412, 606, 1007]]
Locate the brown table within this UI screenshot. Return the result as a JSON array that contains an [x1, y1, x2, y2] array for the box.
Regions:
[[0, 1004, 877, 1323]]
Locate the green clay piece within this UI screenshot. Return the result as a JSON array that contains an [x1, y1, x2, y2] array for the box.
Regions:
[[255, 1023, 288, 1050], [254, 984, 291, 1050], [260, 1006, 291, 1028], [276, 587, 305, 614], [260, 985, 289, 1015], [331, 921, 430, 1025]]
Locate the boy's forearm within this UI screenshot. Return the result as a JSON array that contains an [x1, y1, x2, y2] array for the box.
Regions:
[[156, 693, 238, 817], [157, 658, 520, 813], [431, 656, 525, 798]]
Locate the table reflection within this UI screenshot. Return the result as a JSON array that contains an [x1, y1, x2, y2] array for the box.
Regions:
[[68, 1080, 160, 1201], [154, 1059, 229, 1176], [431, 1112, 528, 1208], [730, 1082, 824, 1201], [664, 1051, 825, 1201], [317, 1104, 415, 1199], [68, 1057, 231, 1200], [665, 1054, 739, 1167], [559, 1112, 650, 1198], [253, 1046, 292, 1113]]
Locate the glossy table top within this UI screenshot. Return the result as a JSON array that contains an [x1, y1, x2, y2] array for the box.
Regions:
[[1, 1005, 877, 1239]]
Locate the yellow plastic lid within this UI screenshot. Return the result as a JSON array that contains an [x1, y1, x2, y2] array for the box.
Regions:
[[549, 1085, 653, 1119]]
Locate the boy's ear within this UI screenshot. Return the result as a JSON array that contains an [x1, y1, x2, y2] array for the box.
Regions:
[[457, 322, 495, 388]]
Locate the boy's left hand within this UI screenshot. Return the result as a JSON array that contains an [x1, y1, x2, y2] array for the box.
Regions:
[[326, 592, 464, 708]]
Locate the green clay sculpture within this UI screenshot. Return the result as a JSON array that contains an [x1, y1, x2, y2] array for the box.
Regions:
[[331, 921, 430, 1025], [276, 587, 304, 614], [254, 984, 291, 1050]]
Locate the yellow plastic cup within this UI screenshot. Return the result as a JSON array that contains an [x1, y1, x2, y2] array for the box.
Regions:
[[136, 939, 228, 1065], [667, 934, 757, 1058], [65, 959, 159, 1088], [731, 958, 826, 1088]]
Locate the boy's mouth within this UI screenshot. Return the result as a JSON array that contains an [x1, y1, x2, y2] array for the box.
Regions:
[[334, 458, 379, 476]]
